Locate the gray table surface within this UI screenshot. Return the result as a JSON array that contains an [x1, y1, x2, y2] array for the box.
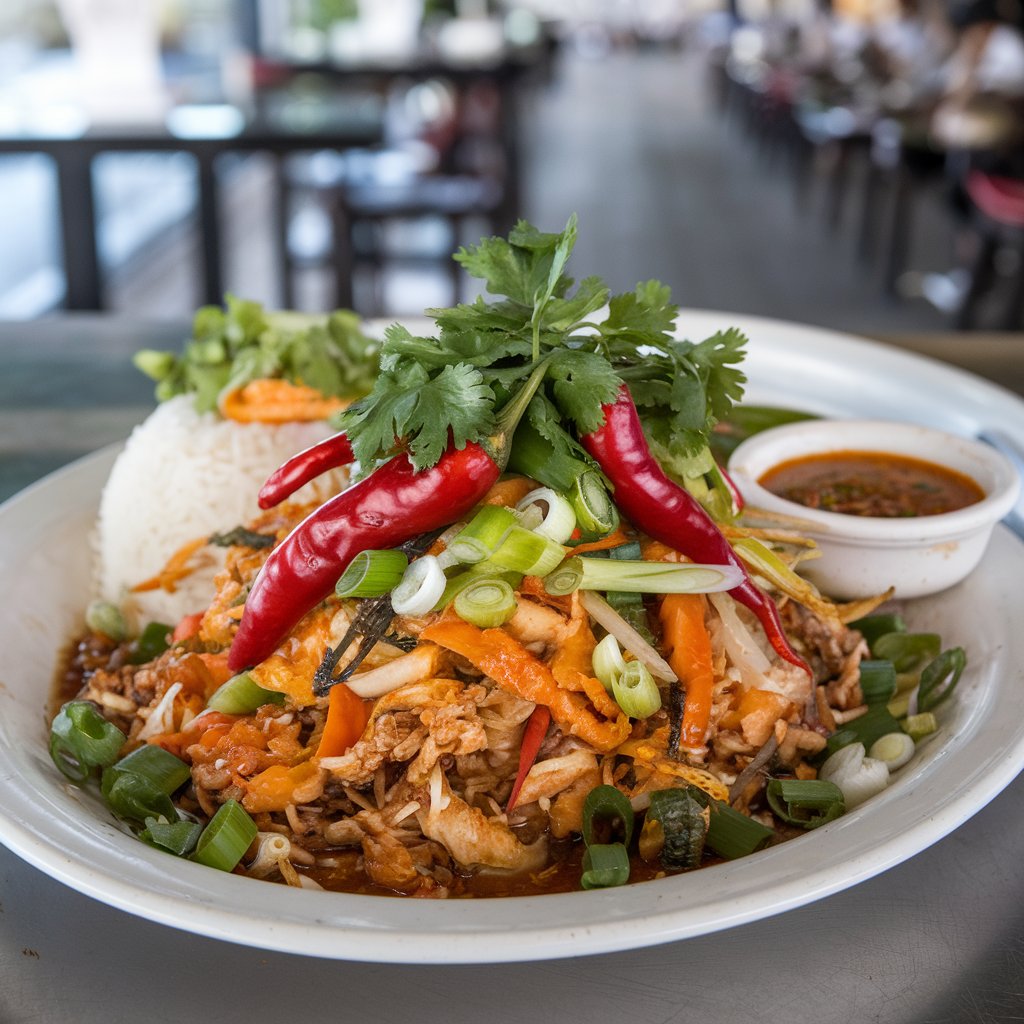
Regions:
[[2, 316, 1023, 1024]]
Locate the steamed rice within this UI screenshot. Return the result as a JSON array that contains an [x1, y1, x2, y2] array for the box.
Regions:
[[96, 395, 350, 628]]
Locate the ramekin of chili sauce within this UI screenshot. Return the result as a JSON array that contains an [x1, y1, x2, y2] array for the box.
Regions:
[[728, 419, 1021, 599]]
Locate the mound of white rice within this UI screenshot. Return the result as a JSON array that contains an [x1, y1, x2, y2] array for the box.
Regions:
[[96, 395, 351, 629]]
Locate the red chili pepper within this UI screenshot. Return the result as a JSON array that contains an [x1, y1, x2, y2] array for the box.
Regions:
[[506, 704, 551, 812], [229, 359, 556, 673], [258, 432, 355, 509], [581, 385, 810, 677], [228, 440, 499, 672]]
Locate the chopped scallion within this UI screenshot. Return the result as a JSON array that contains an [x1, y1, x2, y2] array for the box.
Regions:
[[207, 672, 285, 714], [516, 487, 577, 544], [130, 621, 172, 665], [489, 526, 566, 577], [872, 632, 941, 674], [49, 701, 126, 782], [902, 711, 938, 741], [391, 555, 447, 616], [571, 471, 619, 538], [141, 817, 202, 856], [84, 600, 127, 642], [592, 633, 626, 692], [582, 784, 635, 848], [706, 799, 775, 859], [580, 843, 631, 889], [453, 578, 518, 628], [868, 732, 916, 770], [612, 660, 662, 719], [859, 660, 897, 706], [765, 778, 845, 830], [917, 647, 966, 712], [335, 548, 409, 598], [849, 613, 906, 649], [448, 505, 518, 564], [191, 799, 258, 872]]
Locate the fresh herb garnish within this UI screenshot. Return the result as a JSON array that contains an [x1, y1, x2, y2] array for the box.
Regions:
[[336, 216, 747, 483], [134, 295, 380, 413]]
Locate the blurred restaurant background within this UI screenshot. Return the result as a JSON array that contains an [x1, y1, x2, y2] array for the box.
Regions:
[[2, 0, 1024, 333]]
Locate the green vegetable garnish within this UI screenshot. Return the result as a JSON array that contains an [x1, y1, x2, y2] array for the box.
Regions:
[[134, 296, 379, 413]]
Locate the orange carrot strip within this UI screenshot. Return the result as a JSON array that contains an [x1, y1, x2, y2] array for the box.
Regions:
[[421, 618, 629, 752], [131, 536, 208, 593], [480, 475, 537, 509], [316, 682, 372, 758], [660, 593, 715, 751], [219, 378, 348, 423], [568, 528, 630, 555], [171, 612, 205, 643]]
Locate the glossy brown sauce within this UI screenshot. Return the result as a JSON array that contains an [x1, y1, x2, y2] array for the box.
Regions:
[[760, 450, 985, 518]]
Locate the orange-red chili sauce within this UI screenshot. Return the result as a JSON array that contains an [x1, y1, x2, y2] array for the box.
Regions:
[[759, 450, 985, 518]]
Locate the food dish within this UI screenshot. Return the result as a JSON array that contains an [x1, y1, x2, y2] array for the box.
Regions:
[[1, 311, 1023, 962]]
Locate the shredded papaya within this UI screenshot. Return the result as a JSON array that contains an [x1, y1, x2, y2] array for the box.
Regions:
[[316, 682, 372, 758], [660, 593, 715, 751], [569, 527, 630, 555], [421, 618, 629, 752], [219, 378, 349, 423]]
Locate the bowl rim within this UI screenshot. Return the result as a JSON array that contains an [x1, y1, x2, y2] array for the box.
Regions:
[[727, 418, 1021, 541]]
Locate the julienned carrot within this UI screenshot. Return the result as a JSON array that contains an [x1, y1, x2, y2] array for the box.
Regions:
[[660, 593, 715, 751], [480, 475, 537, 509], [219, 378, 348, 423], [420, 618, 629, 752], [316, 682, 371, 758], [568, 528, 629, 555], [131, 536, 207, 593], [171, 612, 205, 643]]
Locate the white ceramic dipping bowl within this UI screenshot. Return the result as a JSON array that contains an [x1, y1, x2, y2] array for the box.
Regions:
[[728, 419, 1021, 599]]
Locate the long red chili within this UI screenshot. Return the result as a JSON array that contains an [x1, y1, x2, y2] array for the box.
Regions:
[[228, 440, 499, 671], [581, 385, 810, 677], [258, 432, 355, 509], [506, 705, 551, 812]]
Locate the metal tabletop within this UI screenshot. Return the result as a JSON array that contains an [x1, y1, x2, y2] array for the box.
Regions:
[[1, 316, 1023, 1023]]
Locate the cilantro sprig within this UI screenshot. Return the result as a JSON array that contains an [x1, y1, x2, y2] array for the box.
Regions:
[[336, 216, 747, 487]]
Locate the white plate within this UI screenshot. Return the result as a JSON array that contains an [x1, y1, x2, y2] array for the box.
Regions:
[[1, 311, 1024, 964]]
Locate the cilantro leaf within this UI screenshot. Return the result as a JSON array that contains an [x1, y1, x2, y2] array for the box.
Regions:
[[340, 362, 495, 471], [602, 280, 678, 344], [546, 349, 622, 434]]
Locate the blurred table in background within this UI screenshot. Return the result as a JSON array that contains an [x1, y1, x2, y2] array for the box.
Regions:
[[1, 316, 1023, 1023]]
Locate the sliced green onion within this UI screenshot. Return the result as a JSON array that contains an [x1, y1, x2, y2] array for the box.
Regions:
[[207, 672, 285, 714], [191, 799, 258, 872], [612, 660, 662, 719], [582, 784, 635, 848], [824, 705, 902, 757], [334, 549, 408, 598], [49, 701, 126, 782], [141, 817, 202, 856], [130, 621, 172, 665], [592, 633, 626, 692], [818, 743, 889, 809], [868, 732, 916, 770], [917, 647, 966, 712], [578, 590, 676, 682], [435, 562, 522, 611], [605, 543, 648, 629], [454, 578, 518, 628], [84, 599, 127, 642], [543, 556, 583, 596], [104, 743, 192, 796], [647, 788, 710, 869], [765, 778, 845, 830], [859, 660, 897, 706], [849, 613, 906, 649], [101, 771, 178, 823], [489, 527, 566, 577], [705, 799, 774, 859], [448, 505, 518, 564], [516, 487, 577, 544], [580, 842, 631, 889], [578, 557, 742, 594], [872, 632, 941, 674], [902, 711, 938, 741], [571, 471, 619, 538], [391, 554, 447, 615]]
